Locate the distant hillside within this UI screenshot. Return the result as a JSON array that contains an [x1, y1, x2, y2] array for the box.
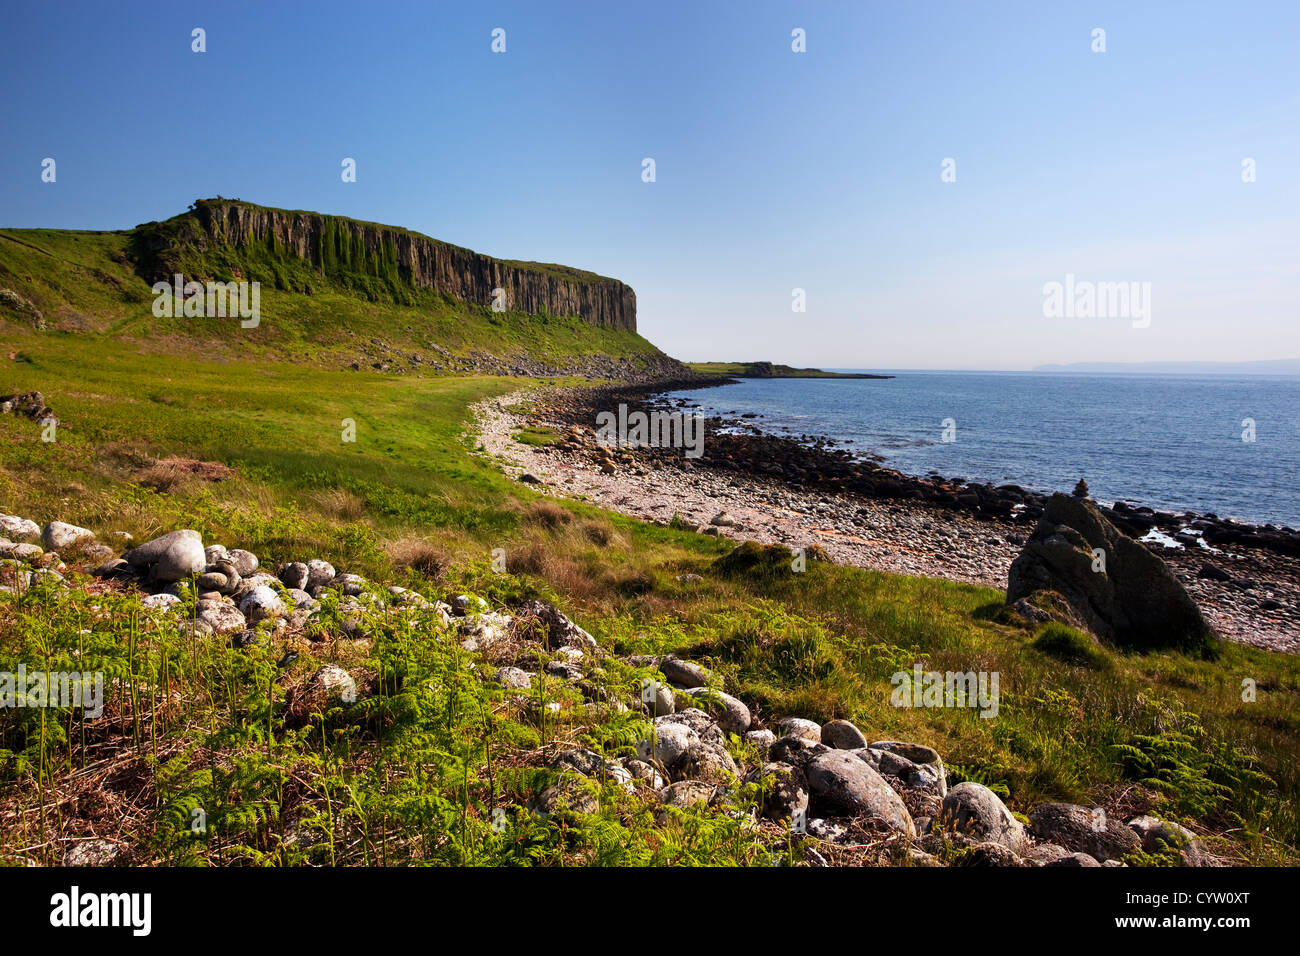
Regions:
[[0, 200, 682, 379], [1035, 359, 1300, 375], [689, 361, 893, 379]]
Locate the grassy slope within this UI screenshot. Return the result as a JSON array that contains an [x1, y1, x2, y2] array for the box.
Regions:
[[0, 219, 1297, 865], [0, 226, 664, 371]]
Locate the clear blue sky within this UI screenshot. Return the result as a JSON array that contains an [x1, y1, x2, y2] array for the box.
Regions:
[[2, 0, 1296, 369]]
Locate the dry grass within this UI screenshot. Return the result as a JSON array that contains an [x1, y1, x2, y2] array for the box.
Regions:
[[135, 457, 237, 493], [388, 537, 451, 579], [307, 487, 366, 521], [524, 499, 573, 529]]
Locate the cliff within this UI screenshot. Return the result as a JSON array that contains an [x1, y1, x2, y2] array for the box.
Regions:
[[130, 199, 637, 332]]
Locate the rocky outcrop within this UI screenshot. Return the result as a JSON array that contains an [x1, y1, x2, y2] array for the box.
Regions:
[[134, 199, 636, 331], [1007, 493, 1215, 651]]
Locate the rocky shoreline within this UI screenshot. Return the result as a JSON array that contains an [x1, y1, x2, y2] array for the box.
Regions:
[[475, 383, 1300, 654]]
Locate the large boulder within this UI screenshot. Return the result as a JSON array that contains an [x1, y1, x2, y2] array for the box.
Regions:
[[805, 750, 915, 838], [1006, 493, 1214, 650], [125, 530, 206, 582]]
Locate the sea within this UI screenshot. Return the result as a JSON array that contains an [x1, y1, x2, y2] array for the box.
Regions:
[[662, 371, 1300, 529]]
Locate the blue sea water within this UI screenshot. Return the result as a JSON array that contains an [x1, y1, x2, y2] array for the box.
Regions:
[[663, 372, 1300, 528]]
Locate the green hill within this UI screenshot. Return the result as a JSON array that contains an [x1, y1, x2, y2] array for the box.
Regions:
[[0, 199, 677, 378]]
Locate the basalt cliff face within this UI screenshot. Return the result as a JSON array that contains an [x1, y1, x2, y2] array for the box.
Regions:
[[133, 199, 637, 331]]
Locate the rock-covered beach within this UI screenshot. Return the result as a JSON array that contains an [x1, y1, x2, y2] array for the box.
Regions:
[[476, 383, 1300, 654]]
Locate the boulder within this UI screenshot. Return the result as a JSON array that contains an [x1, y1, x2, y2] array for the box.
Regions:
[[124, 529, 206, 582], [805, 751, 915, 837], [0, 515, 40, 542], [1127, 815, 1207, 866], [660, 657, 715, 689], [937, 782, 1025, 852], [636, 721, 698, 769], [1043, 852, 1102, 867], [673, 741, 739, 784], [1006, 493, 1214, 650], [769, 734, 829, 768], [777, 717, 822, 742], [280, 562, 309, 590], [42, 521, 95, 551], [196, 600, 247, 634], [305, 559, 336, 591], [748, 761, 809, 821], [239, 585, 286, 623], [821, 719, 868, 750], [678, 687, 751, 734], [642, 680, 675, 716], [514, 599, 597, 651], [659, 780, 716, 809], [1027, 803, 1140, 863], [495, 666, 532, 690], [227, 549, 259, 576]]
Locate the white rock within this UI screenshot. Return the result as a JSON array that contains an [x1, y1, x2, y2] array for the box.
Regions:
[[239, 585, 286, 623], [42, 521, 95, 551], [0, 515, 40, 542], [305, 559, 336, 590], [227, 549, 259, 576]]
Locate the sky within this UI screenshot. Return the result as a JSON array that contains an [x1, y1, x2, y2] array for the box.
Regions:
[[1, 0, 1297, 370]]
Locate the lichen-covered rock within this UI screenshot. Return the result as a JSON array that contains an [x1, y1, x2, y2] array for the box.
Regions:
[[937, 782, 1026, 852], [658, 780, 716, 809], [495, 666, 532, 690], [280, 562, 309, 590], [239, 585, 286, 623], [227, 548, 259, 577], [678, 686, 751, 734], [636, 720, 698, 768], [777, 717, 822, 742], [305, 559, 336, 591], [805, 750, 915, 838], [673, 741, 739, 784], [769, 734, 830, 768], [196, 600, 247, 634], [748, 761, 809, 821], [0, 515, 40, 542], [125, 529, 205, 582], [42, 521, 95, 552], [660, 657, 716, 690]]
